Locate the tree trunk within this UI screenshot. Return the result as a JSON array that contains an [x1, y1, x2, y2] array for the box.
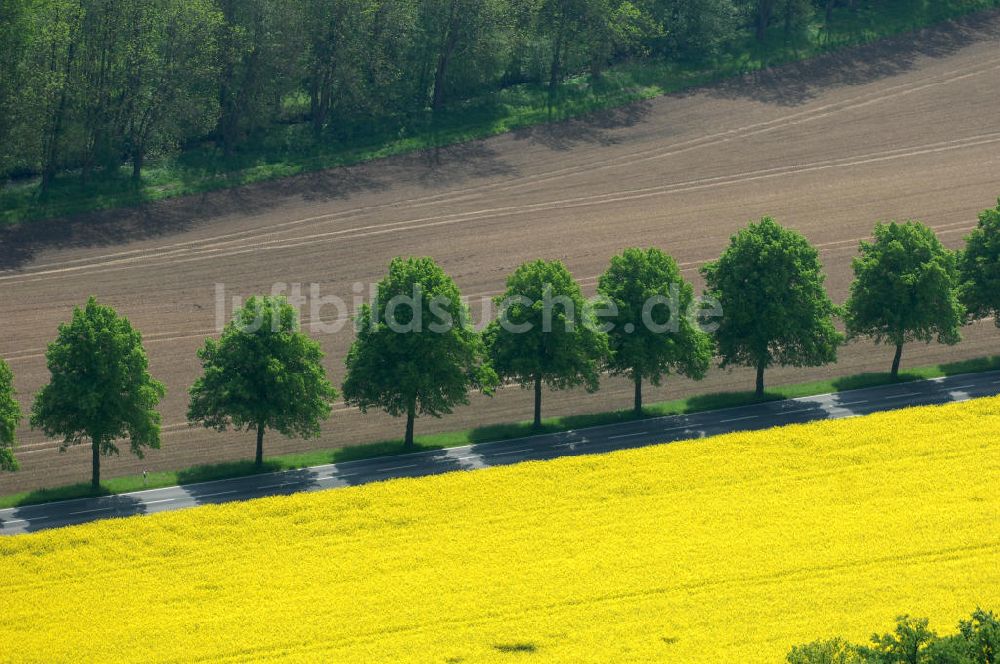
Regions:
[[40, 45, 74, 197], [755, 362, 766, 398], [756, 0, 775, 41], [633, 373, 643, 416], [255, 423, 265, 468], [91, 438, 101, 490], [131, 147, 143, 182], [404, 406, 415, 449], [547, 29, 563, 117], [891, 342, 904, 379], [533, 374, 543, 428], [431, 13, 458, 116]]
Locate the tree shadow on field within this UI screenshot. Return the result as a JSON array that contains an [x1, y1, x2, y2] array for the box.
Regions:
[[0, 139, 518, 270], [699, 9, 1000, 107], [511, 100, 654, 151]]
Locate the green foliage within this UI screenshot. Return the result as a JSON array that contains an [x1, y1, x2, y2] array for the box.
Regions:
[[30, 297, 165, 487], [342, 256, 498, 447], [958, 608, 1000, 664], [188, 295, 337, 465], [862, 615, 939, 664], [701, 216, 842, 395], [648, 0, 739, 60], [598, 247, 712, 413], [0, 359, 22, 471], [788, 610, 1000, 664], [959, 200, 1000, 327], [787, 638, 865, 664], [845, 221, 964, 377], [485, 259, 609, 426], [3, 0, 998, 222]]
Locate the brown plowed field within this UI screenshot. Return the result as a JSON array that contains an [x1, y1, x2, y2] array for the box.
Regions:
[[2, 12, 1000, 493]]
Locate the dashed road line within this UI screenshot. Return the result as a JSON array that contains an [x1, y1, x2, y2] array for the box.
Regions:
[[3, 516, 48, 525], [719, 415, 758, 423], [69, 507, 113, 516], [610, 431, 650, 440], [196, 490, 239, 498], [885, 392, 921, 399]]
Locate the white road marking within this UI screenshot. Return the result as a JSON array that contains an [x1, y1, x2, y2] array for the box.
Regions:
[[610, 431, 649, 440], [777, 408, 815, 416], [719, 415, 758, 423], [196, 490, 238, 498], [259, 482, 302, 490], [948, 384, 975, 390], [145, 499, 175, 505], [3, 517, 48, 525], [69, 507, 113, 516], [835, 399, 869, 407], [319, 474, 356, 482], [885, 392, 921, 399], [381, 464, 418, 472]]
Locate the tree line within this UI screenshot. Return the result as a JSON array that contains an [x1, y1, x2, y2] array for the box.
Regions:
[[0, 0, 909, 188], [786, 608, 998, 664], [2, 201, 999, 488]]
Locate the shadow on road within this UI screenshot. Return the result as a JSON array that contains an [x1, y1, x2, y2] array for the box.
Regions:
[[0, 493, 148, 534]]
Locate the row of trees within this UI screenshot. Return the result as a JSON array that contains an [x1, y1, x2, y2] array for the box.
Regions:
[[2, 201, 999, 488], [0, 0, 888, 186], [786, 609, 999, 664]]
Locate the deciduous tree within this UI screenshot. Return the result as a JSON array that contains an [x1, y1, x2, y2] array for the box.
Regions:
[[485, 259, 609, 427], [959, 200, 1000, 328], [342, 257, 498, 449], [701, 217, 841, 397], [188, 295, 336, 468], [845, 221, 964, 379], [0, 359, 21, 472], [30, 297, 165, 488], [598, 247, 712, 415]]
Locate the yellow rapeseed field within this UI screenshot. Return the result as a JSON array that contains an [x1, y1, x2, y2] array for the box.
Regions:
[[2, 397, 998, 663]]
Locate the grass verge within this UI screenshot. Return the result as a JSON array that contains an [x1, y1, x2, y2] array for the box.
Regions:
[[2, 0, 998, 224], [2, 353, 998, 510]]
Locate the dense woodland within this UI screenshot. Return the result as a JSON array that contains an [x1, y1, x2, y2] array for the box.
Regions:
[[0, 0, 987, 191]]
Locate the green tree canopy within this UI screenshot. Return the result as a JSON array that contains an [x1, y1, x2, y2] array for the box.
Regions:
[[598, 247, 712, 415], [0, 359, 22, 472], [188, 295, 337, 467], [30, 297, 165, 488], [701, 217, 842, 397], [485, 259, 609, 427], [845, 221, 964, 378], [342, 256, 498, 449], [960, 199, 1000, 328]]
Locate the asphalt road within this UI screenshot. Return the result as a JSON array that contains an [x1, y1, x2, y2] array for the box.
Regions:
[[2, 370, 996, 536]]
